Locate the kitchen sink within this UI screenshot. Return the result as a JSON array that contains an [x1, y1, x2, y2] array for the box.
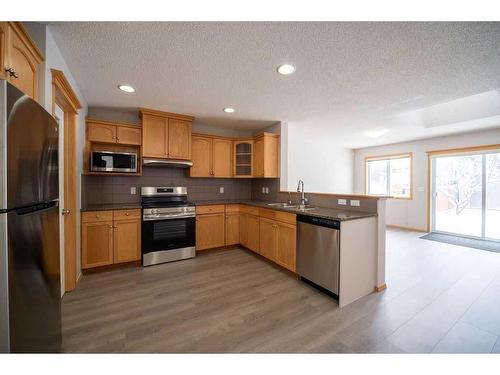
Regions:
[[267, 202, 297, 208]]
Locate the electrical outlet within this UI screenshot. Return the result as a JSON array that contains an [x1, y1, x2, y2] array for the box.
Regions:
[[262, 187, 266, 194], [338, 199, 347, 205], [219, 187, 224, 194], [265, 187, 269, 194], [130, 186, 137, 195], [350, 199, 360, 207]]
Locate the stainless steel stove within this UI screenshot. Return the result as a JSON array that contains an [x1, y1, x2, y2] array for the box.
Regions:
[[141, 187, 196, 266]]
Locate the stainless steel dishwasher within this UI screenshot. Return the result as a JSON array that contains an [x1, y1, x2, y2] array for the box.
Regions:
[[297, 214, 340, 297]]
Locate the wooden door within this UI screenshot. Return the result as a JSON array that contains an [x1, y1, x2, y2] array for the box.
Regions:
[[259, 218, 277, 261], [6, 24, 41, 100], [277, 222, 296, 272], [0, 23, 7, 80], [213, 138, 232, 177], [196, 214, 225, 250], [81, 221, 114, 268], [142, 114, 167, 157], [253, 137, 264, 177], [225, 213, 240, 245], [87, 122, 117, 143], [117, 125, 142, 145], [113, 219, 141, 263], [239, 213, 248, 248], [246, 215, 260, 253], [168, 119, 191, 159], [190, 135, 212, 177]]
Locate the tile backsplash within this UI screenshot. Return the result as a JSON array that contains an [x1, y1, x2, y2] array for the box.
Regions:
[[82, 167, 252, 207]]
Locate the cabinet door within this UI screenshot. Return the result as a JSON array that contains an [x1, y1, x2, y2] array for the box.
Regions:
[[0, 23, 7, 80], [117, 126, 142, 145], [234, 141, 253, 177], [239, 213, 248, 248], [246, 214, 260, 253], [142, 114, 167, 157], [190, 135, 212, 177], [6, 25, 40, 100], [259, 218, 277, 261], [253, 137, 264, 177], [113, 219, 141, 263], [196, 214, 225, 250], [168, 119, 191, 160], [225, 213, 240, 246], [213, 138, 232, 177], [81, 221, 114, 268], [87, 122, 117, 143], [277, 222, 296, 272]]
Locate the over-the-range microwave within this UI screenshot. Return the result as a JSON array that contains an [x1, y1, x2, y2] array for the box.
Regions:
[[90, 150, 138, 173]]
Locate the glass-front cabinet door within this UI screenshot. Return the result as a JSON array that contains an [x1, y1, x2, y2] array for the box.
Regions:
[[233, 140, 253, 177]]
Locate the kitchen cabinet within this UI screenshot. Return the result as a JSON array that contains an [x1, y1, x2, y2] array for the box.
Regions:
[[245, 214, 260, 253], [113, 217, 141, 264], [86, 119, 141, 145], [259, 217, 277, 261], [196, 214, 225, 250], [190, 134, 232, 177], [253, 133, 279, 178], [81, 209, 141, 269], [276, 222, 296, 272], [140, 108, 193, 160], [190, 135, 212, 177], [225, 206, 240, 246], [1, 22, 43, 100], [233, 140, 253, 177]]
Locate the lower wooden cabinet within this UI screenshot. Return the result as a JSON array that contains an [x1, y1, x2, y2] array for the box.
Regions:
[[196, 213, 225, 250], [113, 219, 141, 263], [81, 209, 141, 269], [195, 204, 295, 272], [81, 220, 114, 268]]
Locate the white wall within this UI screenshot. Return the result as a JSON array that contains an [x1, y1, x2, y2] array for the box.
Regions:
[[285, 123, 354, 193], [353, 128, 500, 231]]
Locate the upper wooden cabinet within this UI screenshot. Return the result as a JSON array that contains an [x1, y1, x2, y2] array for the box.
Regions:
[[190, 134, 232, 178], [1, 22, 44, 100], [253, 133, 279, 178], [140, 108, 193, 160], [234, 140, 253, 178], [86, 119, 141, 146]]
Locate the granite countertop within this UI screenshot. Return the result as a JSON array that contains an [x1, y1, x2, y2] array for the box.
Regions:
[[81, 200, 377, 221], [81, 203, 142, 212], [191, 199, 377, 222]]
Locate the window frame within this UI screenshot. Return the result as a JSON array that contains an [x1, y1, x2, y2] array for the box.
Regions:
[[365, 152, 413, 200]]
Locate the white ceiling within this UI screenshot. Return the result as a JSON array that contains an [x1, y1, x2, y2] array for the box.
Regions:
[[48, 22, 500, 148]]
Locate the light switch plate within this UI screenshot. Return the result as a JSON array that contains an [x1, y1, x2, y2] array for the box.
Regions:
[[219, 187, 224, 194], [338, 199, 347, 205], [350, 199, 360, 207], [130, 186, 137, 195]]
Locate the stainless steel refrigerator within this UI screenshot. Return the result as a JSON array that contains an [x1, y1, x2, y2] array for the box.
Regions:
[[0, 80, 61, 353]]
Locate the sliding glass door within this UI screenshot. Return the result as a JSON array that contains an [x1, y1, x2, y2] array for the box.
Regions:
[[431, 151, 500, 241]]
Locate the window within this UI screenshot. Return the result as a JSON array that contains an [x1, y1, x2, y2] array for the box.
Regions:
[[365, 153, 412, 198]]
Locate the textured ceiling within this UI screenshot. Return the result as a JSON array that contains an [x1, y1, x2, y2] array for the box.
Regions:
[[48, 22, 500, 148]]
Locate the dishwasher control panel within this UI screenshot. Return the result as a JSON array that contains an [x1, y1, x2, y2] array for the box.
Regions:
[[297, 214, 340, 229]]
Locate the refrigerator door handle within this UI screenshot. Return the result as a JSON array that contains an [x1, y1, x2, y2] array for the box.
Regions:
[[15, 200, 59, 216]]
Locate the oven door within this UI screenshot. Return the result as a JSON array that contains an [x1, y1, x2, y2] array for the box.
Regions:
[[142, 216, 195, 254]]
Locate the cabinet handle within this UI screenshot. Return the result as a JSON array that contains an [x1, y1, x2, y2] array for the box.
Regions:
[[5, 67, 19, 78], [125, 212, 130, 216], [108, 225, 112, 229]]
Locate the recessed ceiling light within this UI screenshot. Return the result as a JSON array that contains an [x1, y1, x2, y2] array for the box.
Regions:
[[277, 64, 296, 75], [223, 107, 235, 113], [118, 85, 135, 93], [363, 129, 389, 138]]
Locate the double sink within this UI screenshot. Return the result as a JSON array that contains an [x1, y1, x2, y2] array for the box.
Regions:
[[267, 202, 316, 212]]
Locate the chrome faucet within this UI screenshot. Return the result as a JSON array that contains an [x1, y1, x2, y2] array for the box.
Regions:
[[297, 179, 308, 208]]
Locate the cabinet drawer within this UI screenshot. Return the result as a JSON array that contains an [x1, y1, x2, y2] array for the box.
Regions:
[[113, 209, 141, 221], [240, 205, 260, 216], [225, 204, 241, 213], [259, 208, 296, 225], [196, 205, 225, 215], [82, 210, 113, 223]]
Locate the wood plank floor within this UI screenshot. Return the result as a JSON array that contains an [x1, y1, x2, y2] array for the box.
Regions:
[[62, 229, 500, 353]]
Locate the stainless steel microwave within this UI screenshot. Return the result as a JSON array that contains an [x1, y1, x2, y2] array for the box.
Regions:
[[90, 151, 138, 173]]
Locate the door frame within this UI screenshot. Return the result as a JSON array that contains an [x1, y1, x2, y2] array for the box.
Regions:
[[51, 69, 81, 292], [426, 144, 500, 236]]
